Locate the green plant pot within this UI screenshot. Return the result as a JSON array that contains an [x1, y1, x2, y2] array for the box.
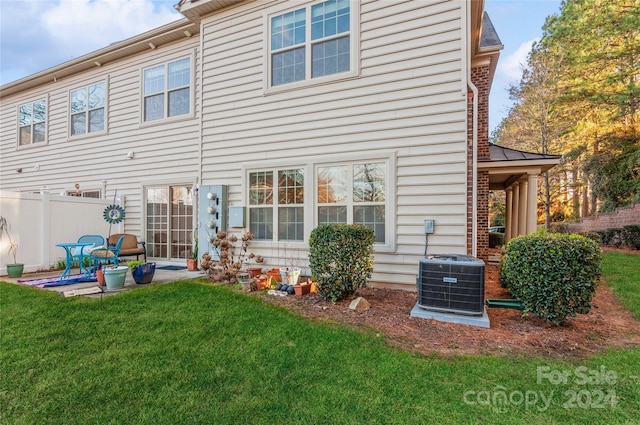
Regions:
[[6, 263, 24, 278], [103, 266, 128, 290]]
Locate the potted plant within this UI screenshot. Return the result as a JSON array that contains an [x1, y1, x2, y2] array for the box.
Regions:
[[128, 260, 156, 284], [0, 216, 23, 278], [103, 264, 128, 290], [187, 235, 198, 271]]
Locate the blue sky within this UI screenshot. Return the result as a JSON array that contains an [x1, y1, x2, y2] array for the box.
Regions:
[[0, 0, 562, 134]]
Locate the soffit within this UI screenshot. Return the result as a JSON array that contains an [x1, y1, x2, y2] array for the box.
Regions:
[[177, 0, 245, 23]]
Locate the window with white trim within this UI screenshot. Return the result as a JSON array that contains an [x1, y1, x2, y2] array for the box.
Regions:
[[249, 169, 305, 241], [143, 57, 191, 122], [70, 82, 105, 136], [269, 0, 354, 87], [18, 99, 46, 146], [318, 162, 386, 243]]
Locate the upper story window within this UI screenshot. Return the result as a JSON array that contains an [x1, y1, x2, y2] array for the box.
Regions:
[[70, 82, 106, 136], [19, 99, 47, 146], [268, 0, 356, 88], [143, 57, 191, 122]]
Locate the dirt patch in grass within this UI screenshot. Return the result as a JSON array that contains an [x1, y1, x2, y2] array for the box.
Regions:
[[258, 250, 640, 359]]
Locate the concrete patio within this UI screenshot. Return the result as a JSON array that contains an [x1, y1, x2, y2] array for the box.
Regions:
[[1, 261, 205, 298]]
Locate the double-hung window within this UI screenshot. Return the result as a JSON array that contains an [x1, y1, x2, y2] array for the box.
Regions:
[[70, 82, 105, 136], [19, 99, 46, 146], [269, 0, 355, 88], [143, 57, 191, 122], [249, 169, 305, 241], [318, 162, 386, 243]]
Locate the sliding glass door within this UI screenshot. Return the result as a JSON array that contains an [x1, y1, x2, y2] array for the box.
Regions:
[[145, 186, 194, 260]]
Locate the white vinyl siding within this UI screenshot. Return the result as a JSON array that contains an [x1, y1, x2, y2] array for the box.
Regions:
[[0, 0, 470, 288], [18, 99, 47, 146], [0, 38, 200, 238], [201, 0, 467, 286]]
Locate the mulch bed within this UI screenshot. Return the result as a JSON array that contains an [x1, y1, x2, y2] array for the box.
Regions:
[[257, 249, 640, 359]]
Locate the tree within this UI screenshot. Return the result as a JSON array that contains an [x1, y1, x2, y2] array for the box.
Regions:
[[540, 0, 640, 212]]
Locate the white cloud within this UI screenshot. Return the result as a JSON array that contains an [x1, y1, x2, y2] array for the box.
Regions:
[[42, 0, 178, 57], [498, 38, 539, 81], [0, 0, 180, 85]]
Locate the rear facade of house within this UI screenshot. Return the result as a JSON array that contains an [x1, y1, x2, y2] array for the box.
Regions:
[[0, 0, 499, 288]]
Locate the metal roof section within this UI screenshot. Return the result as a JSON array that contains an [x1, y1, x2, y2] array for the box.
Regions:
[[487, 143, 562, 162], [480, 12, 503, 51], [479, 143, 562, 190]]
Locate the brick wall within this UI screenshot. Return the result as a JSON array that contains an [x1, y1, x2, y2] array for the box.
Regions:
[[567, 202, 640, 233], [469, 65, 490, 261]]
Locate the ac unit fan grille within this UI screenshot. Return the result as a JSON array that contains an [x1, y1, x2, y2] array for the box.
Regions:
[[417, 255, 485, 315]]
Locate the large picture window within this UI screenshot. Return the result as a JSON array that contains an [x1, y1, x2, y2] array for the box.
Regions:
[[249, 169, 305, 241], [143, 57, 191, 122], [19, 99, 46, 146], [318, 162, 386, 243], [269, 0, 354, 88], [70, 82, 105, 136]]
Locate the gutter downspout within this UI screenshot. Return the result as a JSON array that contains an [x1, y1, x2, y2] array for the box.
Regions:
[[465, 0, 479, 258], [194, 21, 205, 244]]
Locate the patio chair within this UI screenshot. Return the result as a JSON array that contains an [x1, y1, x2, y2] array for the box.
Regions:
[[89, 235, 124, 268], [70, 234, 106, 269]]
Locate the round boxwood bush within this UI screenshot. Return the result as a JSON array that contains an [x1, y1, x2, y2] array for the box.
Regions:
[[500, 232, 601, 325], [309, 224, 375, 302], [621, 225, 640, 250]]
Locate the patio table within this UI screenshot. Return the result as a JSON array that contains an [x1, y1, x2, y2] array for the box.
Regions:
[[56, 242, 94, 282]]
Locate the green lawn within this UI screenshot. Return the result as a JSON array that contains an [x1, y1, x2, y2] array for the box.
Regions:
[[1, 251, 639, 424], [601, 251, 640, 319]]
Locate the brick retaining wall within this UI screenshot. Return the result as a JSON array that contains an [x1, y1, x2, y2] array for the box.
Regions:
[[567, 202, 640, 233]]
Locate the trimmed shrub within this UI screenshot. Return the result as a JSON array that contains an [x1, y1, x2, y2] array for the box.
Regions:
[[621, 225, 640, 250], [548, 222, 569, 234], [580, 231, 602, 246], [602, 228, 623, 247], [309, 224, 375, 302], [489, 232, 504, 248], [500, 232, 601, 325]]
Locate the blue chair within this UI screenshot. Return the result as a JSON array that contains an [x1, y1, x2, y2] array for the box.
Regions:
[[89, 235, 124, 268], [71, 234, 106, 275]]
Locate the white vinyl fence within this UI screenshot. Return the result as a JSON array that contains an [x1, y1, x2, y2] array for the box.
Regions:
[[0, 191, 123, 276]]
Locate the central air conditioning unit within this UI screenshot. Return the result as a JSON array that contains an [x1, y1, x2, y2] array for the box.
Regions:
[[416, 254, 485, 316]]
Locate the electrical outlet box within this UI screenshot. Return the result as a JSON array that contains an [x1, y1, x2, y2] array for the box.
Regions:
[[424, 219, 434, 234], [228, 206, 245, 227]]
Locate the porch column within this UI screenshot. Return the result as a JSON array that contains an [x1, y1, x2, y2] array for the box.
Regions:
[[512, 182, 520, 238], [527, 173, 538, 234], [505, 186, 513, 242], [518, 178, 528, 236]]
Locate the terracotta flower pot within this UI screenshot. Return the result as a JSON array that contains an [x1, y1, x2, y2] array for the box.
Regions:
[[96, 269, 105, 286], [255, 277, 269, 290], [247, 267, 262, 279], [293, 283, 311, 296], [187, 258, 198, 271], [266, 268, 281, 282]]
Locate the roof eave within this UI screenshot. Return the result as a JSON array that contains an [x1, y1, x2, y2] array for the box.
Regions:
[[0, 18, 200, 98]]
